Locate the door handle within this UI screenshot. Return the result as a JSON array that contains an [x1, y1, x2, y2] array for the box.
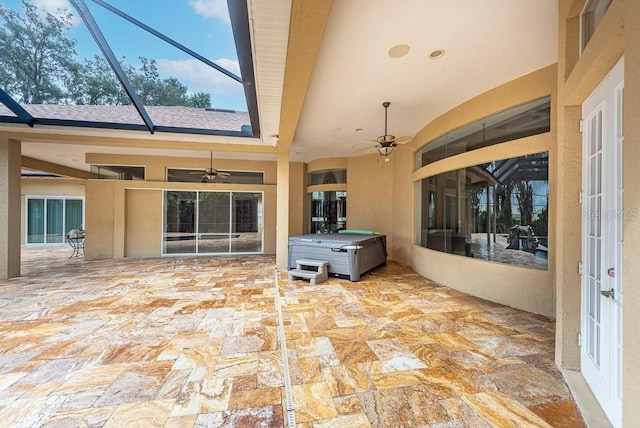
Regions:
[[600, 288, 615, 299], [607, 267, 615, 277]]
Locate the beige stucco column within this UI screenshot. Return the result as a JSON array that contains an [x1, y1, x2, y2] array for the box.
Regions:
[[0, 137, 22, 279], [276, 151, 290, 269]]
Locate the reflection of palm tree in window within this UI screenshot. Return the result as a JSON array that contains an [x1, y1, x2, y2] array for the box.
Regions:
[[515, 181, 534, 226], [495, 183, 513, 232]]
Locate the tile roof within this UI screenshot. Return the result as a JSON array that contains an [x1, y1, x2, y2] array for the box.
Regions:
[[0, 104, 251, 132]]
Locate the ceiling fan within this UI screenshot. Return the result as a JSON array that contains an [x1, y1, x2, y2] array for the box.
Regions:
[[359, 101, 412, 156], [201, 152, 231, 182]]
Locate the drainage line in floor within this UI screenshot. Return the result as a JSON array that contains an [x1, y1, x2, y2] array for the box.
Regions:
[[274, 269, 296, 427]]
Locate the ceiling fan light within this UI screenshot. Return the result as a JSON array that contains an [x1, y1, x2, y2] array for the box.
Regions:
[[377, 145, 396, 156]]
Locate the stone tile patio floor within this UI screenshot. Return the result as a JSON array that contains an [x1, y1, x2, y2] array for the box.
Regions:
[[0, 246, 586, 427]]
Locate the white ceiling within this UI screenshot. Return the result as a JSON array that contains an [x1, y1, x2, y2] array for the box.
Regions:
[[18, 0, 558, 172], [290, 0, 558, 162]]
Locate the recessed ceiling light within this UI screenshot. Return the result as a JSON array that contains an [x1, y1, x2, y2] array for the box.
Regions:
[[429, 49, 445, 59], [388, 43, 410, 58]]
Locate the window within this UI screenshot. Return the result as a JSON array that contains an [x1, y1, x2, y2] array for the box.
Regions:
[[308, 169, 347, 185], [167, 168, 263, 184], [581, 0, 612, 52], [418, 152, 548, 270], [309, 191, 347, 233], [415, 98, 550, 169], [90, 165, 145, 180], [163, 190, 263, 254], [26, 197, 84, 244]]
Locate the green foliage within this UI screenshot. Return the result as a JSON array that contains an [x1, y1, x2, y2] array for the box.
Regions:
[[530, 205, 548, 237], [0, 0, 213, 109], [67, 55, 129, 105], [189, 92, 212, 109], [0, 0, 78, 103]]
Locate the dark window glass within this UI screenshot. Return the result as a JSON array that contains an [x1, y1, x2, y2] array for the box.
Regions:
[[163, 190, 262, 255], [231, 193, 262, 253], [163, 191, 197, 254], [167, 168, 263, 184], [415, 97, 551, 168], [419, 152, 549, 270], [90, 165, 145, 180], [581, 0, 612, 51], [27, 199, 45, 244], [309, 169, 347, 185], [197, 192, 230, 254], [310, 191, 347, 233], [26, 197, 84, 244]]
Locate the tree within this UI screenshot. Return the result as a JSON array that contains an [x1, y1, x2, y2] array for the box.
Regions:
[[188, 92, 212, 109], [0, 0, 78, 103], [0, 1, 214, 110], [67, 55, 129, 105]]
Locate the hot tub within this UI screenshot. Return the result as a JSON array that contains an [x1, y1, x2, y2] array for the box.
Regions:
[[287, 234, 387, 281]]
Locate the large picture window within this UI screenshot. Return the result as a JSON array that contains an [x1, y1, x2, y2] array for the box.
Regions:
[[418, 152, 548, 270], [163, 190, 263, 255]]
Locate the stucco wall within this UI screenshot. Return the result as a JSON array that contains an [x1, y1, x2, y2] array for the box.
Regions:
[[409, 65, 557, 317], [125, 189, 162, 257], [623, 0, 640, 425], [289, 161, 306, 237], [84, 155, 278, 260]]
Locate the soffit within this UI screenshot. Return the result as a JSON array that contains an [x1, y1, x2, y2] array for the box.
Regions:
[[291, 0, 559, 162]]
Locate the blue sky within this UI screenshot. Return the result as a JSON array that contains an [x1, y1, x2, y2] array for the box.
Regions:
[[2, 0, 246, 110]]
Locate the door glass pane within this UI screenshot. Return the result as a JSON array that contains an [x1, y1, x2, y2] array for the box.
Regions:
[[231, 192, 262, 253], [198, 192, 231, 254], [65, 199, 84, 232], [27, 199, 45, 244], [47, 199, 64, 243], [310, 191, 347, 234], [164, 191, 196, 254]]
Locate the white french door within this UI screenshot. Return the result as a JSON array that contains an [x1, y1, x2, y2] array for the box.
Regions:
[[581, 57, 624, 428]]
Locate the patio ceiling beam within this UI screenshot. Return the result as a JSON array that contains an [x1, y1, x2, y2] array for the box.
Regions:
[[69, 0, 155, 134], [90, 0, 242, 84], [0, 89, 34, 127]]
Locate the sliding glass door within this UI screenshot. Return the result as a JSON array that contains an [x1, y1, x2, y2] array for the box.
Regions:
[[163, 190, 263, 255], [26, 197, 84, 244]]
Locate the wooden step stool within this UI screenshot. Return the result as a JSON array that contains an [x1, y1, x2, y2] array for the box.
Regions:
[[288, 259, 329, 285]]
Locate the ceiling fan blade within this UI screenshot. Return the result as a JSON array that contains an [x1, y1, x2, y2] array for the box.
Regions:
[[217, 172, 231, 178], [354, 145, 375, 152]]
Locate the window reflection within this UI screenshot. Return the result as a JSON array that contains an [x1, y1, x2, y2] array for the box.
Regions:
[[163, 190, 262, 255], [310, 191, 347, 234], [415, 98, 550, 169], [90, 165, 145, 180], [419, 152, 549, 270], [167, 168, 263, 184], [309, 169, 347, 185]]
